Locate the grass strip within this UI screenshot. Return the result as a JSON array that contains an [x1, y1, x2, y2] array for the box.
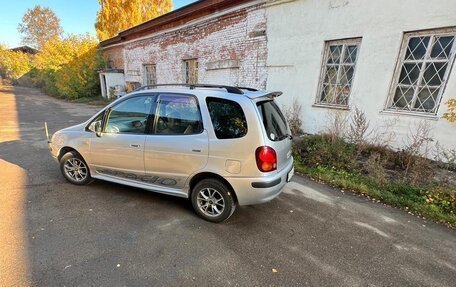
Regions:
[[294, 161, 456, 229]]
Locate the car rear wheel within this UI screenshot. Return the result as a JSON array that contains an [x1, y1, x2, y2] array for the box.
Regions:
[[191, 179, 236, 223], [60, 151, 93, 185]]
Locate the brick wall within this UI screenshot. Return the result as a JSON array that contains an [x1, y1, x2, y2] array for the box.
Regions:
[[103, 3, 267, 89], [103, 45, 124, 69]]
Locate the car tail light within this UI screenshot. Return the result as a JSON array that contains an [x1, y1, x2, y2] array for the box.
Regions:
[[256, 146, 277, 172]]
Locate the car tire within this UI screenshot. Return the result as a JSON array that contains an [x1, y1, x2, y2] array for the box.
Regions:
[[191, 179, 236, 223], [60, 151, 93, 185]]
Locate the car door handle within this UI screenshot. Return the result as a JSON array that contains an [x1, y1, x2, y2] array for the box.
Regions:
[[192, 149, 201, 152], [130, 144, 141, 148]]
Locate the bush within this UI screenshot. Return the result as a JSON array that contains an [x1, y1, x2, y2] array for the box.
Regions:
[[295, 133, 440, 187], [295, 134, 357, 172], [1, 36, 105, 99], [0, 47, 32, 80], [295, 110, 456, 185], [35, 34, 106, 99]]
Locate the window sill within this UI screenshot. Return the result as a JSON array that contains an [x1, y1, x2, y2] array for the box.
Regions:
[[380, 109, 439, 121], [312, 103, 350, 111]]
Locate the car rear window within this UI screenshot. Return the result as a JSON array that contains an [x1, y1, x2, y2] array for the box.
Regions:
[[257, 100, 288, 141], [206, 97, 247, 139]]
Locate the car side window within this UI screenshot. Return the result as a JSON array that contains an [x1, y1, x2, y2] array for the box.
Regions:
[[206, 97, 247, 139], [104, 95, 154, 134], [154, 94, 203, 135]]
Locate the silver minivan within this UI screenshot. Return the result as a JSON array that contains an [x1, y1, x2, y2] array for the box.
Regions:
[[49, 84, 294, 222]]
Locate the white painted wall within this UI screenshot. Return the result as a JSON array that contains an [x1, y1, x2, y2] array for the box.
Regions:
[[99, 72, 125, 99], [266, 0, 456, 155]]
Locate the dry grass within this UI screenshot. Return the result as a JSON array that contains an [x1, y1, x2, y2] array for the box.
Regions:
[[348, 107, 371, 146], [282, 98, 303, 136]]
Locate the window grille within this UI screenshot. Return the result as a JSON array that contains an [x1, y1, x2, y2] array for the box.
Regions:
[[316, 39, 362, 106], [387, 29, 456, 114]]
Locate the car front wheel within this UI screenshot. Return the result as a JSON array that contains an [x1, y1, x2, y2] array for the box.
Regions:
[[60, 151, 93, 185], [191, 179, 236, 223]]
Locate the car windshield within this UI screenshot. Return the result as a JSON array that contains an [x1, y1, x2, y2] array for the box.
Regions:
[[257, 100, 288, 141]]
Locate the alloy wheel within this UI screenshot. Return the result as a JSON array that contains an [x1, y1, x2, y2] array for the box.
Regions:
[[196, 187, 225, 217], [63, 158, 88, 182]]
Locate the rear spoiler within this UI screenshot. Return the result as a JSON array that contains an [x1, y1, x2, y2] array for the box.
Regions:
[[265, 92, 283, 98], [245, 91, 283, 100]]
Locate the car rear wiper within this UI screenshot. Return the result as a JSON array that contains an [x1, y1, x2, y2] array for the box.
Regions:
[[277, 134, 293, 141]]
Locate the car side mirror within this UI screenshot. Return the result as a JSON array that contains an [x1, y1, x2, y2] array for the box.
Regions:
[[89, 121, 103, 137], [95, 122, 103, 137], [132, 120, 143, 128]]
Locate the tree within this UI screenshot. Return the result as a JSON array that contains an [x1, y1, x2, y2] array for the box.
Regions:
[[95, 0, 173, 41], [18, 5, 63, 49]]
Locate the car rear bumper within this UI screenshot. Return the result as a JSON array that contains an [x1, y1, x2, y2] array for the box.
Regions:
[[226, 159, 294, 206]]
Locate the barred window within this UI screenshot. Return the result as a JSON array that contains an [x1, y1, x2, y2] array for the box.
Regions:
[[387, 29, 456, 114], [143, 64, 156, 86], [316, 39, 361, 107], [184, 59, 198, 84]]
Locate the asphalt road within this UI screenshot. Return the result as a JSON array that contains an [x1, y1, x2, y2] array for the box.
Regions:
[[1, 85, 455, 286]]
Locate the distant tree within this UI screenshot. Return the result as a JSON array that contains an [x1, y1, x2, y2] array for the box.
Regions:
[[17, 5, 63, 49], [95, 0, 173, 41]]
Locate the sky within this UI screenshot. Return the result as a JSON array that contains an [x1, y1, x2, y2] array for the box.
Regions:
[[0, 0, 197, 48]]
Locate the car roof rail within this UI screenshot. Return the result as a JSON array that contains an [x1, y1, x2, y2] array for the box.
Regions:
[[133, 83, 258, 95]]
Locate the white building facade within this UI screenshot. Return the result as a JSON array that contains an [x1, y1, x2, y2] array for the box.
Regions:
[[266, 0, 456, 153]]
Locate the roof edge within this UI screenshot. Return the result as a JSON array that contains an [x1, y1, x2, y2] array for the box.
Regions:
[[100, 0, 253, 47]]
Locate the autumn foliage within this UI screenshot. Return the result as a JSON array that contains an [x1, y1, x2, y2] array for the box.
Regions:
[[0, 47, 32, 80], [95, 0, 172, 41], [0, 4, 107, 99], [18, 5, 63, 49], [34, 35, 105, 98], [0, 35, 105, 99], [1, 2, 173, 98], [443, 99, 456, 122]]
